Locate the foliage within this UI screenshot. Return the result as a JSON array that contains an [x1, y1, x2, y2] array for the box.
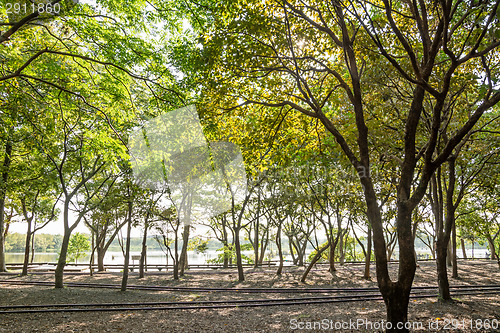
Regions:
[[207, 243, 254, 265], [187, 237, 209, 254], [5, 233, 62, 253], [66, 232, 90, 264]]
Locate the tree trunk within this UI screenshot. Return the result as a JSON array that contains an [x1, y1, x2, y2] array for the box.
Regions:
[[253, 220, 259, 268], [139, 222, 148, 278], [384, 285, 412, 333], [21, 219, 32, 276], [234, 226, 244, 281], [171, 225, 180, 280], [378, 195, 416, 331], [296, 237, 305, 266], [302, 241, 329, 282], [436, 238, 451, 300], [30, 233, 35, 263], [452, 223, 458, 278], [89, 230, 95, 276], [55, 231, 71, 288], [0, 138, 12, 273], [446, 240, 452, 267], [121, 199, 133, 291], [258, 227, 269, 265], [222, 216, 229, 269], [486, 236, 496, 260], [179, 224, 190, 276], [387, 247, 393, 262], [288, 235, 297, 265], [364, 225, 372, 279], [97, 247, 105, 271], [339, 232, 345, 265], [21, 194, 34, 276], [276, 223, 283, 276], [461, 238, 467, 259]]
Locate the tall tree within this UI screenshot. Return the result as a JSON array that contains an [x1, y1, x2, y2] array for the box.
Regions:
[[189, 0, 500, 329]]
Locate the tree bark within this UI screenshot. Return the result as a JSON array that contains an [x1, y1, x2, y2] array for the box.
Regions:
[[276, 223, 283, 276], [234, 226, 244, 281], [461, 238, 467, 259], [364, 225, 372, 279], [222, 215, 229, 269], [446, 240, 452, 267], [436, 237, 451, 300], [452, 222, 458, 278], [139, 221, 148, 278], [486, 236, 497, 260], [329, 238, 336, 272], [97, 247, 105, 271], [121, 199, 133, 291], [55, 230, 71, 288], [30, 232, 35, 263], [179, 224, 190, 276], [302, 241, 330, 282], [21, 217, 32, 276], [339, 231, 345, 265], [89, 230, 95, 276], [253, 222, 259, 268], [0, 138, 12, 273]]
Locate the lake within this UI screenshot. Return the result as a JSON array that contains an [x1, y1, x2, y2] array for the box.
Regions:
[[5, 250, 251, 266], [5, 248, 491, 266]]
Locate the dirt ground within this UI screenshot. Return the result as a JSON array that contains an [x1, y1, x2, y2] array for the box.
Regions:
[[0, 261, 499, 332]]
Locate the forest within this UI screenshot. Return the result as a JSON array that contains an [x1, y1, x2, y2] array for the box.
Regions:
[[1, 0, 500, 332]]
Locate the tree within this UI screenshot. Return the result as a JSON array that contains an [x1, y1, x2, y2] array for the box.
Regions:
[[67, 232, 90, 264], [189, 0, 500, 330]]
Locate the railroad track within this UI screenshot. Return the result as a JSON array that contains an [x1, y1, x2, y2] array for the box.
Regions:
[[0, 289, 499, 314], [0, 280, 499, 314], [1, 279, 500, 293]]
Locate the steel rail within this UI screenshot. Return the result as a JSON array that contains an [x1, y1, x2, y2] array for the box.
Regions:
[[0, 289, 499, 314], [2, 287, 499, 310], [2, 279, 500, 294]]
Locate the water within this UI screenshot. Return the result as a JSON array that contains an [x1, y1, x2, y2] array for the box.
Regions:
[[6, 248, 491, 266], [5, 250, 251, 265], [5, 253, 59, 264]]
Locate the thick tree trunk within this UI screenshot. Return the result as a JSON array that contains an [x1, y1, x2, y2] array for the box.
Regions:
[[436, 238, 451, 300], [486, 236, 497, 260], [234, 226, 244, 281], [383, 284, 412, 332], [179, 224, 190, 276], [97, 247, 105, 271], [329, 239, 336, 272], [55, 231, 71, 288]]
